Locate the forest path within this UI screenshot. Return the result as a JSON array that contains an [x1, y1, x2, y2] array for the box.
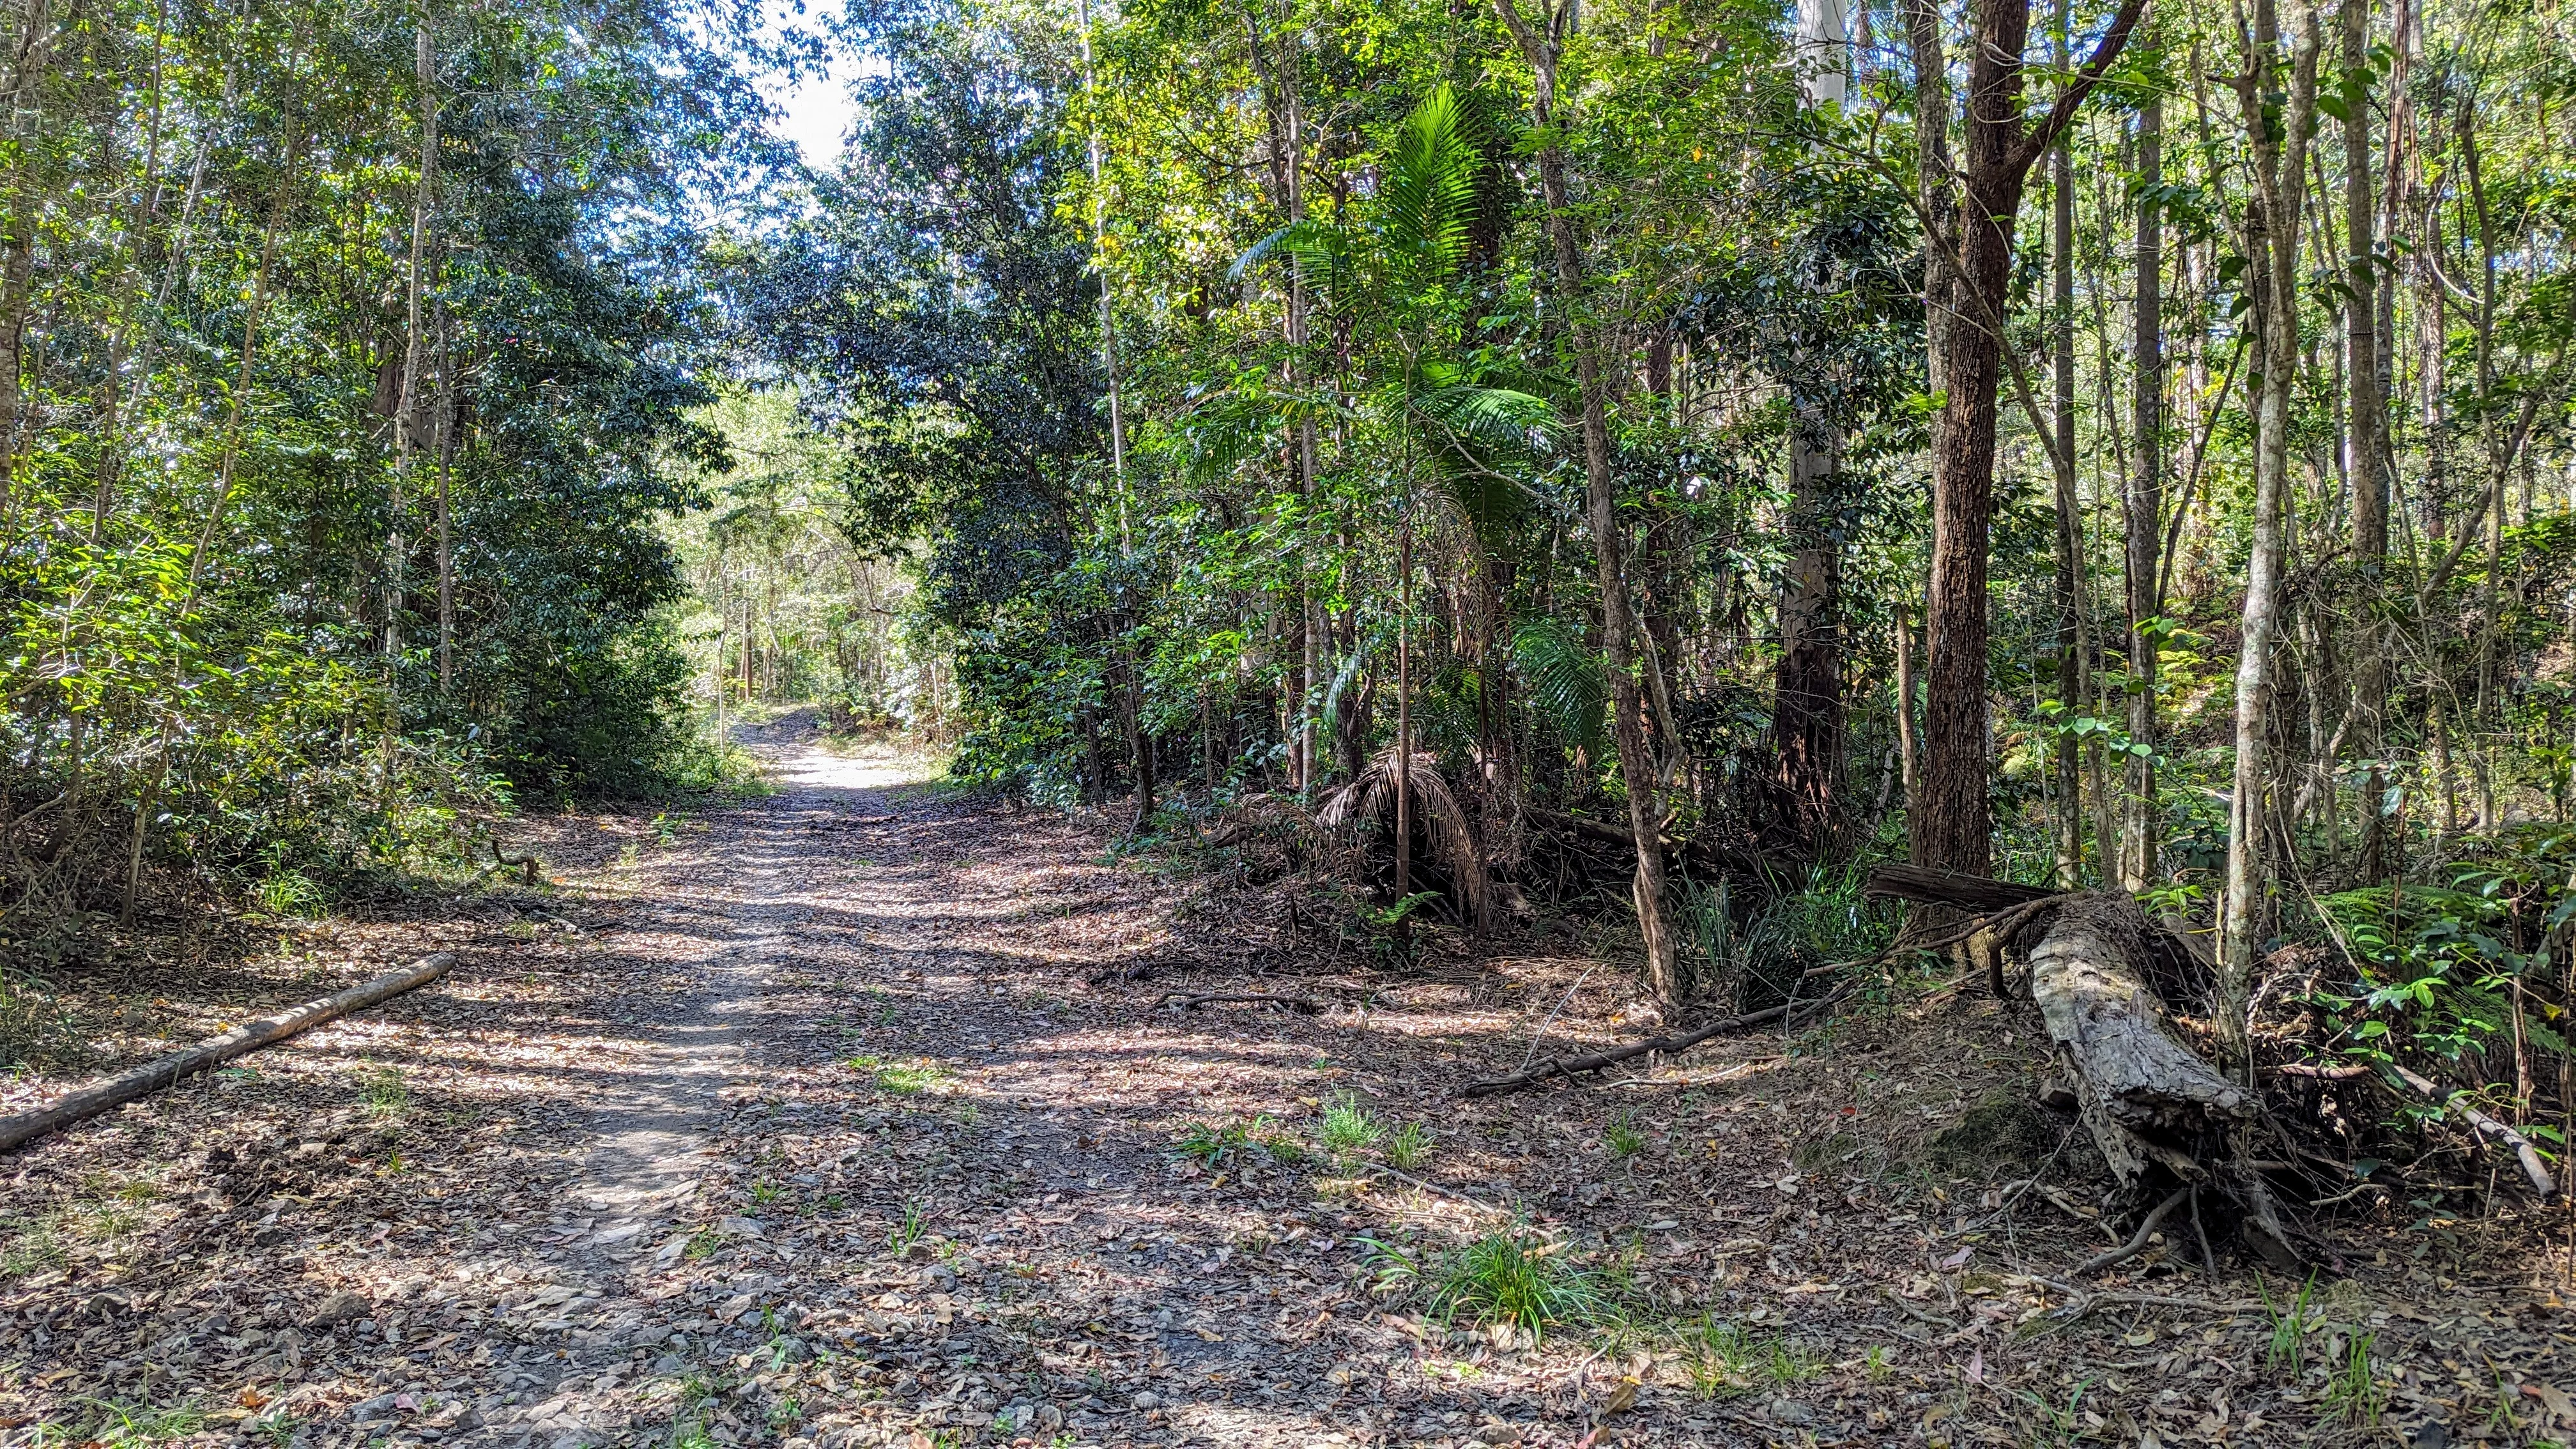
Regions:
[[13, 714, 2549, 1449]]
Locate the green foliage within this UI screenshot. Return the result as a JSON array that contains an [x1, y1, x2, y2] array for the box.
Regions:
[[1362, 1225, 1607, 1340], [1319, 1094, 1386, 1154], [1384, 1121, 1435, 1170]]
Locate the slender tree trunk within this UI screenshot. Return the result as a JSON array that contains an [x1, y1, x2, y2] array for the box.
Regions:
[[1492, 0, 1680, 998], [2050, 7, 2083, 887], [385, 13, 439, 794], [2346, 0, 2390, 881], [1895, 596, 1920, 822], [2123, 91, 2164, 892], [2220, 0, 2322, 1065]]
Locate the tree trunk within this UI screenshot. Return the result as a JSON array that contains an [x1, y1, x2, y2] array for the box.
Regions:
[[1910, 0, 2143, 877], [1770, 0, 1851, 862], [1770, 425, 1843, 860], [1492, 0, 1680, 999], [2050, 19, 2083, 887], [2343, 0, 2389, 881], [2122, 91, 2163, 893], [2220, 0, 2321, 1065]]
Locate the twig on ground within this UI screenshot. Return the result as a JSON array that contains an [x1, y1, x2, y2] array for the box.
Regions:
[[2073, 1186, 2192, 1275], [2031, 1275, 2266, 1319], [1153, 992, 1324, 1013], [1516, 965, 1598, 1076], [1458, 1000, 1816, 1098], [1353, 1161, 1511, 1217], [2386, 1062, 2557, 1199]]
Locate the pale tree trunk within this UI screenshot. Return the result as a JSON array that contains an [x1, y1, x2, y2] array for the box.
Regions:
[[386, 14, 439, 793], [434, 312, 456, 696], [1895, 599, 1921, 822], [2122, 91, 2163, 893], [2220, 0, 2321, 1065], [1492, 0, 1679, 999], [1770, 0, 1850, 861]]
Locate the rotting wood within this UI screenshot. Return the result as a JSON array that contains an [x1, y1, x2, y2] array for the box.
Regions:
[[0, 952, 457, 1153], [1153, 992, 1323, 1014], [1864, 862, 2058, 913]]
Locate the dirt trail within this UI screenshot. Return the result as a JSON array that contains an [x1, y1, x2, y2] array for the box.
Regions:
[[6, 712, 2568, 1449]]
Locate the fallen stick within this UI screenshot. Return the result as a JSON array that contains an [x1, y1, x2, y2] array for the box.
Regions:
[[0, 953, 457, 1153], [2386, 1062, 2557, 1199], [1153, 992, 1322, 1014], [1457, 999, 1817, 1098]]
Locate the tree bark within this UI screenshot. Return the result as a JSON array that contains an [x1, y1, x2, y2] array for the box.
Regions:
[[1912, 0, 2147, 877], [2050, 7, 2083, 887], [2122, 91, 2163, 893], [2343, 0, 2389, 881]]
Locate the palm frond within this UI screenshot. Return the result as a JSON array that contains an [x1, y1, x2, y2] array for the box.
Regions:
[[1513, 616, 1608, 759], [1317, 744, 1491, 930], [1380, 83, 1483, 286], [1229, 218, 1347, 284]]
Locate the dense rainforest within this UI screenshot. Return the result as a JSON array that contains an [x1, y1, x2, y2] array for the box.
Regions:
[[8, 0, 2576, 1339]]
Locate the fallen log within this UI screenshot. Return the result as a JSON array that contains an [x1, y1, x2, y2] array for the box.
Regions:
[[2023, 893, 2299, 1270], [0, 952, 457, 1153], [1864, 864, 2058, 913]]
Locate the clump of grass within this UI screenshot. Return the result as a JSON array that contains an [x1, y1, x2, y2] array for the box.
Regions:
[[1604, 1110, 1648, 1159], [1176, 1118, 1269, 1167], [2, 1211, 64, 1277], [69, 1399, 208, 1449], [887, 1201, 926, 1254], [2323, 1331, 2383, 1426], [1385, 1121, 1434, 1170], [356, 1066, 410, 1119], [1320, 1094, 1384, 1154], [2260, 1272, 2320, 1374], [847, 1054, 942, 1095], [1363, 1224, 1606, 1341], [1681, 1317, 1822, 1399]]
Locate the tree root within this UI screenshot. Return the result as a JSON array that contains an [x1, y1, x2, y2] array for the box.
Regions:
[[2073, 1186, 2191, 1274]]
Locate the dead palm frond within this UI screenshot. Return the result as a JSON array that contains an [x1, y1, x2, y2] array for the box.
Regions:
[[1317, 745, 1491, 930]]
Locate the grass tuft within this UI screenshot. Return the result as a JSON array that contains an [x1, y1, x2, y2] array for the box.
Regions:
[[1319, 1094, 1384, 1154], [1363, 1224, 1606, 1341]]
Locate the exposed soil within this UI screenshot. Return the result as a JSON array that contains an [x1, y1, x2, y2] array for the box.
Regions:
[[4, 711, 2573, 1449]]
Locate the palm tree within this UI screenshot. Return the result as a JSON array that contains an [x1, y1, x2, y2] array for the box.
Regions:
[[1229, 84, 1556, 922]]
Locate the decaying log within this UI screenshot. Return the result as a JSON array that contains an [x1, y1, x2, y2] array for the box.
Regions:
[[2024, 893, 2300, 1270], [1864, 864, 2059, 913], [0, 953, 457, 1153]]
